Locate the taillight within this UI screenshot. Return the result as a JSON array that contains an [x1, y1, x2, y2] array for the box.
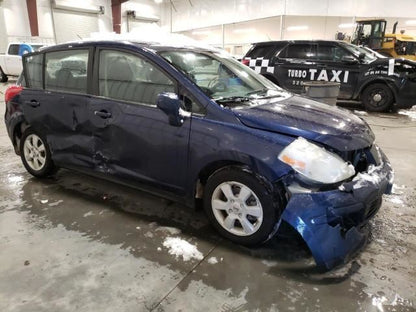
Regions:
[[4, 85, 23, 103], [241, 58, 250, 66]]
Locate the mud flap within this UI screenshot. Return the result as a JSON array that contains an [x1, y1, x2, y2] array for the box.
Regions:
[[281, 195, 366, 270]]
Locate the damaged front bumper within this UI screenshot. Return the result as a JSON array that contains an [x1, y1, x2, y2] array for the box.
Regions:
[[279, 148, 393, 270]]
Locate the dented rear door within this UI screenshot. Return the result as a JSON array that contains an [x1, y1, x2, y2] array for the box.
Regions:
[[21, 48, 95, 168]]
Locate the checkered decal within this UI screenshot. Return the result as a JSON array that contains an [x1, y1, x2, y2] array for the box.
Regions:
[[246, 57, 275, 74]]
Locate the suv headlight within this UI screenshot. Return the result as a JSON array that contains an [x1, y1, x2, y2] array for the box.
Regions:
[[278, 137, 355, 184]]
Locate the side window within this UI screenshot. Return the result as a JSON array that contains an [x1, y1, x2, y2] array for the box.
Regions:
[[317, 45, 335, 61], [8, 44, 20, 55], [23, 54, 43, 88], [99, 50, 175, 106], [317, 44, 351, 62], [279, 44, 317, 59], [247, 45, 278, 59], [45, 50, 89, 94]]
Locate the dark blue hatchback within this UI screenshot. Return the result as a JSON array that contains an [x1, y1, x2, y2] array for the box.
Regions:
[[4, 40, 393, 270]]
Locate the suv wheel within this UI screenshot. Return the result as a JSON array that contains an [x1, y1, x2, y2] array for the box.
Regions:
[[0, 67, 8, 83], [20, 128, 56, 177], [203, 167, 282, 245], [362, 83, 393, 112]]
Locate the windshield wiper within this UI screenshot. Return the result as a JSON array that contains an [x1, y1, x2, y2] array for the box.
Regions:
[[214, 96, 251, 104], [245, 88, 269, 96]]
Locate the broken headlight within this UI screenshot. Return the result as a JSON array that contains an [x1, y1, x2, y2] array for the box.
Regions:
[[278, 137, 355, 184]]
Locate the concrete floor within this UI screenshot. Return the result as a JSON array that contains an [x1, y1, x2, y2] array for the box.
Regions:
[[0, 81, 415, 312]]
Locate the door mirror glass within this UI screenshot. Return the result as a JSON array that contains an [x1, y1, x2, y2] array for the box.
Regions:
[[157, 92, 190, 127]]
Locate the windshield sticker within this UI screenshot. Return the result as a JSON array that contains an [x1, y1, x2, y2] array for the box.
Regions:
[[287, 69, 349, 83], [247, 57, 275, 74]]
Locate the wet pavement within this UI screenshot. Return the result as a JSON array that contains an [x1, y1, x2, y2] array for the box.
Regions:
[[0, 81, 415, 312]]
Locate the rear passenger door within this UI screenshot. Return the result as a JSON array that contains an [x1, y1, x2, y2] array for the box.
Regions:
[[89, 48, 191, 195], [274, 43, 318, 93], [22, 48, 94, 168]]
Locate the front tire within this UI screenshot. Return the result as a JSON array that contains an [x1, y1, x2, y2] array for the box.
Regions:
[[203, 167, 282, 246], [20, 128, 56, 177], [0, 67, 8, 83], [362, 83, 394, 112]]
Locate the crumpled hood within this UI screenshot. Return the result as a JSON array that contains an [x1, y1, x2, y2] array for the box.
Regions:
[[233, 95, 375, 151]]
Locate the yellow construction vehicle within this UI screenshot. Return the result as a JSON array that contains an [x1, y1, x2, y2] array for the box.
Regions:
[[351, 19, 416, 61]]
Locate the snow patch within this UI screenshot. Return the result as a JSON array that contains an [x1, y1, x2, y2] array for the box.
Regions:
[[162, 237, 203, 261], [83, 211, 94, 217], [385, 195, 404, 205], [354, 110, 368, 116], [398, 106, 416, 121], [207, 257, 218, 264], [371, 295, 387, 312], [155, 226, 181, 235], [40, 199, 48, 204]]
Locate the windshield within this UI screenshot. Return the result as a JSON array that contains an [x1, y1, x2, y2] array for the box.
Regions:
[[340, 42, 377, 63], [159, 50, 287, 106]]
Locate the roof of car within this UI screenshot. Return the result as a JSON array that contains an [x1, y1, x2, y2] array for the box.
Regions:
[[33, 39, 219, 54], [252, 40, 348, 46]]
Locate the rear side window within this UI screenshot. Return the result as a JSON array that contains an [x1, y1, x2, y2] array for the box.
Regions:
[[24, 54, 43, 89], [279, 44, 317, 59], [8, 44, 20, 55], [45, 50, 89, 94], [247, 45, 280, 59], [98, 50, 175, 106]]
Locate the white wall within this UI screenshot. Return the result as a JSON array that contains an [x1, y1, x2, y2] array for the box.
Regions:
[[164, 0, 416, 54], [163, 0, 416, 32]]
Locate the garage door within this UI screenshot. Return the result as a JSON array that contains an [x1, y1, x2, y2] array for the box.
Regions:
[[53, 9, 99, 43]]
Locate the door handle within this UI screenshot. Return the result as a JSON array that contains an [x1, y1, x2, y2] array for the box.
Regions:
[[94, 110, 112, 119], [25, 100, 40, 108]]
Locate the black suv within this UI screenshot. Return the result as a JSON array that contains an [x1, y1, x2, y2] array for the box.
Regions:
[[243, 40, 416, 111]]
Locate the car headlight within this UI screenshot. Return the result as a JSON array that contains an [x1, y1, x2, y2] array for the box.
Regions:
[[278, 137, 355, 184]]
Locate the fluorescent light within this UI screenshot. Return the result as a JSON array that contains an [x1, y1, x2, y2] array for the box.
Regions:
[[232, 28, 256, 34], [339, 23, 356, 28], [406, 20, 416, 25], [191, 30, 212, 35], [287, 25, 308, 31]]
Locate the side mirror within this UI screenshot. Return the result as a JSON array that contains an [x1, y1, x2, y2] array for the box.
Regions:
[[341, 55, 358, 64], [157, 92, 190, 127]]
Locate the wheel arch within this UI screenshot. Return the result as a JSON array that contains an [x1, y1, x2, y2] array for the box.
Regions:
[[11, 119, 30, 155], [193, 155, 288, 202], [358, 78, 398, 102]]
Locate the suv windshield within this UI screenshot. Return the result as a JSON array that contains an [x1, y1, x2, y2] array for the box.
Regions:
[[339, 42, 377, 63], [159, 50, 286, 106]]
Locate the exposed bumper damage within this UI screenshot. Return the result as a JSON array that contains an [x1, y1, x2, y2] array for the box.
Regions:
[[280, 148, 393, 270]]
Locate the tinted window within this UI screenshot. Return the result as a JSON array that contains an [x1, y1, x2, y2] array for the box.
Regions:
[[99, 50, 175, 106], [279, 44, 317, 59], [317, 44, 350, 61], [24, 54, 43, 89], [45, 50, 89, 94], [8, 44, 20, 55], [247, 44, 281, 59]]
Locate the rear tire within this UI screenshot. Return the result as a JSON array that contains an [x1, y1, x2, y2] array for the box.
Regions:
[[203, 167, 282, 246], [362, 83, 394, 112], [0, 67, 8, 83], [20, 128, 56, 178]]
